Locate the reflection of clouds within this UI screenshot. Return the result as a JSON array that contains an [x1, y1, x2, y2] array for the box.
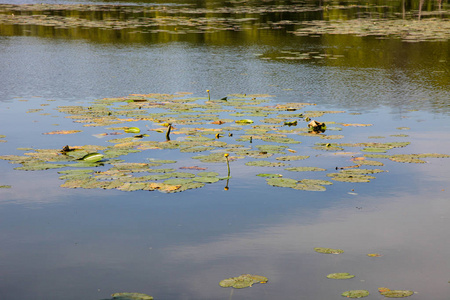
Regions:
[[0, 171, 89, 205]]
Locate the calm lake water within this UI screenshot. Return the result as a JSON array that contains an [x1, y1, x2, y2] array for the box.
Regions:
[[1, 1, 450, 299]]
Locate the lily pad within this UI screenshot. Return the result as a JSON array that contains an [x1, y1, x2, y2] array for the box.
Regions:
[[246, 160, 288, 167], [327, 272, 355, 279], [266, 177, 298, 187], [219, 274, 268, 289], [111, 292, 153, 299], [314, 247, 344, 254], [285, 166, 326, 172], [341, 290, 369, 298], [79, 152, 104, 162], [380, 290, 414, 298]]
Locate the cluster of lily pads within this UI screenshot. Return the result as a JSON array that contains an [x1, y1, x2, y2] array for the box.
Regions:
[[314, 247, 415, 298], [99, 246, 415, 299], [1, 92, 449, 193]]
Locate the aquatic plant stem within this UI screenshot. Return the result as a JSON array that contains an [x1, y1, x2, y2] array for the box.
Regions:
[[228, 288, 234, 300], [166, 124, 172, 141], [207, 89, 210, 101], [224, 153, 230, 178]]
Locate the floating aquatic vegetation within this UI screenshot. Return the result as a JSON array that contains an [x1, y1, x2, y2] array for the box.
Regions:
[[0, 185, 11, 188], [341, 290, 370, 298], [124, 127, 140, 133], [266, 177, 298, 188], [378, 288, 414, 298], [79, 153, 104, 162], [1, 92, 449, 195], [285, 166, 326, 172], [367, 253, 382, 257], [327, 169, 383, 183], [219, 274, 268, 289], [294, 18, 450, 42], [246, 160, 288, 167], [257, 173, 283, 178], [111, 292, 153, 299], [276, 155, 309, 161], [326, 272, 355, 279], [42, 130, 82, 135], [314, 247, 344, 254]]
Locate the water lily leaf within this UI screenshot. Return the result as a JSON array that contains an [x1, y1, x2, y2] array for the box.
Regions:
[[163, 178, 194, 185], [124, 127, 140, 133], [257, 173, 283, 178], [0, 185, 12, 188], [367, 253, 382, 257], [246, 160, 288, 167], [341, 290, 369, 298], [300, 179, 333, 185], [314, 247, 344, 254], [219, 274, 268, 289], [197, 172, 219, 177], [79, 153, 104, 162], [326, 272, 355, 279], [111, 292, 153, 299], [193, 176, 219, 183], [256, 145, 288, 153], [327, 173, 375, 183], [266, 177, 298, 187], [15, 162, 67, 171], [42, 130, 82, 135], [293, 183, 326, 191], [235, 119, 254, 125], [285, 166, 326, 172], [379, 290, 414, 298]]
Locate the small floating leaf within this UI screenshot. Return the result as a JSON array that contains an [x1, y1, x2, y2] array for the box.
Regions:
[[341, 290, 369, 298], [285, 166, 326, 172], [219, 274, 268, 289], [367, 253, 381, 257], [42, 130, 82, 135], [314, 247, 344, 254], [257, 173, 283, 178], [327, 273, 355, 279], [111, 292, 153, 299], [235, 119, 254, 125], [79, 153, 104, 162], [379, 290, 414, 298], [124, 127, 140, 133], [266, 177, 298, 188]]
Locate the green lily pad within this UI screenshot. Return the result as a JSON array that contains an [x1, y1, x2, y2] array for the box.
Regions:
[[219, 274, 268, 289], [235, 119, 254, 125], [246, 160, 288, 167], [111, 292, 153, 299], [327, 272, 355, 279], [293, 183, 326, 191], [276, 155, 309, 161], [79, 152, 104, 162], [341, 290, 369, 298], [380, 290, 414, 298], [257, 173, 283, 178], [266, 177, 298, 188], [314, 247, 344, 254], [193, 176, 220, 183], [285, 166, 326, 172]]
